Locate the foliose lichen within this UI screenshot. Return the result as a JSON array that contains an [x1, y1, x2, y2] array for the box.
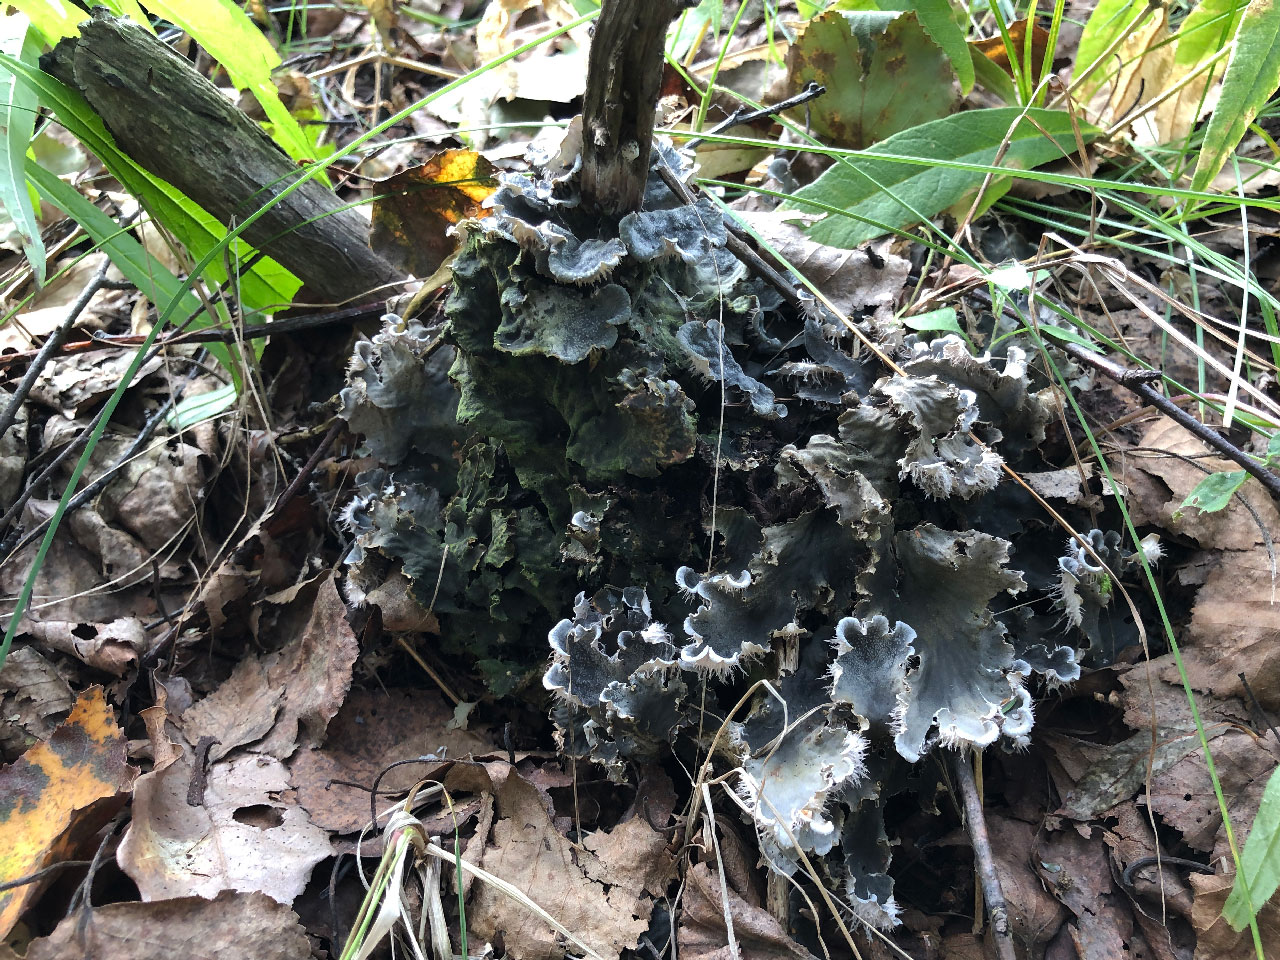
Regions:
[[339, 128, 1152, 927]]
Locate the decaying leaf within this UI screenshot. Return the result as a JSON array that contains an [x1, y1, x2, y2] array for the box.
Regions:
[[370, 149, 497, 280], [445, 762, 675, 960], [117, 747, 332, 904], [180, 572, 358, 761], [24, 890, 311, 960], [0, 686, 135, 938], [785, 9, 960, 149]]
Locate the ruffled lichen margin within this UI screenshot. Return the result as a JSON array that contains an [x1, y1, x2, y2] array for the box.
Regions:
[[340, 131, 1145, 930]]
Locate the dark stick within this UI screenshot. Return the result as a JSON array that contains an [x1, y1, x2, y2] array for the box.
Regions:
[[0, 258, 114, 441], [682, 81, 827, 150], [271, 418, 342, 515], [950, 750, 1017, 960], [1062, 342, 1280, 504], [1239, 673, 1280, 744], [580, 0, 689, 215], [0, 303, 387, 370]]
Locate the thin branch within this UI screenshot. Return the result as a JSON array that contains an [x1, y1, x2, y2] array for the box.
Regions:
[[682, 81, 827, 151], [0, 257, 114, 441], [950, 749, 1017, 960], [1062, 342, 1280, 504]]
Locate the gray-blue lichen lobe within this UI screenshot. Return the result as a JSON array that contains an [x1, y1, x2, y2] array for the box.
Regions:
[[339, 128, 1149, 925]]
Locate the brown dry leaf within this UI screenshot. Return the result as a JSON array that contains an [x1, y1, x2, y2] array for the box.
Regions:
[[0, 254, 120, 353], [24, 618, 147, 677], [1190, 871, 1280, 960], [95, 435, 209, 551], [970, 19, 1054, 81], [370, 150, 496, 280], [117, 748, 332, 904], [1043, 729, 1204, 821], [25, 890, 311, 960], [0, 686, 135, 938], [0, 388, 26, 508], [289, 687, 496, 834], [181, 572, 359, 761], [1123, 419, 1280, 552], [1034, 825, 1145, 959], [445, 761, 672, 960], [985, 816, 1069, 948], [0, 645, 74, 758], [727, 210, 910, 322], [1143, 730, 1279, 858], [30, 349, 164, 419], [678, 860, 814, 960]]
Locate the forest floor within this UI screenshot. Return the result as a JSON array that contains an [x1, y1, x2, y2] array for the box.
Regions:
[[1, 1, 1279, 959]]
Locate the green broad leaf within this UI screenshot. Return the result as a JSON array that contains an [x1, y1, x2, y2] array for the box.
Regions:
[[169, 382, 238, 430], [786, 9, 960, 149], [901, 306, 965, 336], [0, 16, 45, 284], [1191, 0, 1280, 192], [1073, 0, 1153, 103], [26, 160, 241, 383], [0, 53, 300, 311], [1034, 323, 1104, 350], [668, 0, 724, 59], [1223, 764, 1280, 930], [786, 107, 1096, 248], [139, 0, 323, 178], [970, 44, 1019, 103], [1177, 469, 1248, 516], [4, 0, 82, 43], [1266, 431, 1280, 466], [873, 0, 974, 93]]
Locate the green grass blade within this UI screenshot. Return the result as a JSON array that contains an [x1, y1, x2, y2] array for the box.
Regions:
[[784, 107, 1097, 246], [1191, 0, 1280, 191], [0, 17, 45, 284], [1223, 760, 1280, 929]]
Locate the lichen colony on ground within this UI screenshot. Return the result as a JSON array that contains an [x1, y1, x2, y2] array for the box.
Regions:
[[339, 124, 1146, 929]]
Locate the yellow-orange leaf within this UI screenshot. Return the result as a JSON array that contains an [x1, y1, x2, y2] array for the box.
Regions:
[[370, 149, 497, 281], [0, 686, 135, 937]]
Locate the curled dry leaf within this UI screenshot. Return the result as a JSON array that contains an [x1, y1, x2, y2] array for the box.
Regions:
[[181, 572, 359, 761], [0, 686, 135, 938]]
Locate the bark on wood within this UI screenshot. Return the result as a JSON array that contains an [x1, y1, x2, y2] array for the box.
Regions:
[[580, 0, 688, 216], [42, 11, 406, 305]]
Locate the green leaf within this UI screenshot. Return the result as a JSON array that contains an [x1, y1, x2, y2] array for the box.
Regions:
[[138, 0, 322, 178], [0, 53, 300, 311], [1177, 469, 1248, 516], [901, 306, 964, 335], [26, 160, 241, 382], [169, 382, 238, 430], [970, 43, 1019, 103], [1192, 0, 1280, 191], [1266, 431, 1280, 466], [893, 0, 975, 93], [4, 0, 82, 43], [0, 16, 45, 284], [1074, 0, 1152, 102], [786, 9, 959, 149], [1034, 323, 1104, 350], [1174, 0, 1245, 71], [1223, 764, 1280, 930], [785, 107, 1096, 247]]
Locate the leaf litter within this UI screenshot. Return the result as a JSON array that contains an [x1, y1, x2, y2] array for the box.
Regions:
[[1, 0, 1279, 957]]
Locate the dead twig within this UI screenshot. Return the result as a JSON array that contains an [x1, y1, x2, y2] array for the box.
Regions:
[[1062, 342, 1280, 504], [0, 257, 114, 440], [950, 749, 1017, 960]]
